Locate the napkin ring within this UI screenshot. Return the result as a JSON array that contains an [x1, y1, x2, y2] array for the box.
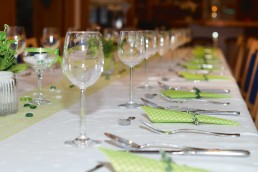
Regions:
[[187, 111, 200, 125], [193, 88, 201, 99], [203, 74, 208, 81]]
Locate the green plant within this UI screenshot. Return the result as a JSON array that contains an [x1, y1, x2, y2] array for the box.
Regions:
[[102, 38, 116, 58], [0, 24, 27, 73]]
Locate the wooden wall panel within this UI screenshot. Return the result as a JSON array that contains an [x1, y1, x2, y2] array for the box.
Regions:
[[0, 0, 16, 28]]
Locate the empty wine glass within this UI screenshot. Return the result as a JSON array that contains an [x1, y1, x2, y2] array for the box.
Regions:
[[138, 30, 157, 89], [117, 31, 146, 108], [6, 26, 26, 59], [23, 48, 59, 105], [41, 27, 60, 49], [62, 31, 104, 147], [157, 31, 170, 81]]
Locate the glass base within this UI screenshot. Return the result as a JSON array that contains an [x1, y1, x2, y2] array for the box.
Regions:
[[30, 98, 50, 105], [138, 84, 154, 90], [118, 101, 142, 109], [64, 137, 101, 148]]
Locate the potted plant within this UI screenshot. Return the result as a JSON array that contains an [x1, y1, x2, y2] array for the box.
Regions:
[[0, 24, 27, 115]]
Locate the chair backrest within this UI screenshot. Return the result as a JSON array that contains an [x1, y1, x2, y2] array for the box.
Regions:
[[232, 35, 245, 82], [253, 94, 258, 129], [240, 38, 258, 98], [26, 37, 38, 47], [246, 53, 258, 118]]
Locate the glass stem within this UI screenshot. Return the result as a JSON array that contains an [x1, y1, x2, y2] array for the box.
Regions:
[[129, 67, 134, 104], [160, 55, 163, 76], [144, 59, 149, 86], [79, 89, 87, 140], [37, 72, 43, 99]]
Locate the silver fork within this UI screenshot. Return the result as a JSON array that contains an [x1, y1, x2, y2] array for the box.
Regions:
[[140, 121, 240, 137]]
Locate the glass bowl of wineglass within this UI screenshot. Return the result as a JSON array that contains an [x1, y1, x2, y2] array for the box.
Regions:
[[23, 48, 59, 105], [117, 31, 146, 108], [6, 26, 26, 61], [62, 31, 104, 147], [41, 27, 60, 49]]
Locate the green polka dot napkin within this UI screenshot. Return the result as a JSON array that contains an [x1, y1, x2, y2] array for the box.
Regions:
[[178, 71, 229, 81], [141, 106, 239, 126], [181, 64, 220, 70], [99, 147, 208, 172], [161, 90, 230, 99]]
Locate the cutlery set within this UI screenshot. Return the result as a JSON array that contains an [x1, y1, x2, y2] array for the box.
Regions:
[[104, 133, 250, 157], [102, 82, 248, 158]]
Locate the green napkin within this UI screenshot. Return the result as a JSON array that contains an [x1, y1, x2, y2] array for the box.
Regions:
[[192, 46, 216, 59], [161, 90, 230, 99], [142, 106, 240, 126], [181, 64, 219, 70], [178, 71, 229, 81], [99, 147, 208, 172]]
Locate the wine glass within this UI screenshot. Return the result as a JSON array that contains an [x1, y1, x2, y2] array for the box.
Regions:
[[41, 27, 60, 49], [62, 31, 104, 147], [6, 26, 26, 59], [157, 31, 170, 81], [117, 31, 146, 108], [138, 30, 157, 89], [23, 48, 58, 105]]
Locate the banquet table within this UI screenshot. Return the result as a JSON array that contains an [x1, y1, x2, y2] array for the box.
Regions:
[[1, 47, 258, 172]]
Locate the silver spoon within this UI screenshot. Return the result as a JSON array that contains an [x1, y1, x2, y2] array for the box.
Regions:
[[141, 121, 240, 137]]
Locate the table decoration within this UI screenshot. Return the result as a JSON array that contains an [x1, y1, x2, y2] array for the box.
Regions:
[[141, 106, 240, 125], [178, 71, 229, 81], [0, 24, 27, 115], [23, 47, 59, 105], [102, 34, 116, 76], [99, 147, 208, 172], [161, 89, 230, 99]]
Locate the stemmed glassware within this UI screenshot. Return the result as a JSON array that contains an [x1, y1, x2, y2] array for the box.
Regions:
[[157, 31, 170, 81], [23, 48, 58, 105], [62, 31, 104, 147], [138, 30, 157, 89], [41, 27, 60, 49], [117, 31, 146, 108], [6, 26, 26, 59]]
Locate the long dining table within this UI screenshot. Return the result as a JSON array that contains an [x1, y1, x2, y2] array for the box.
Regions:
[[0, 47, 258, 172]]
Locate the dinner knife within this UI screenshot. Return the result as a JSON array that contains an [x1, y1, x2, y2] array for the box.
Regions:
[[158, 81, 230, 93], [128, 148, 250, 157]]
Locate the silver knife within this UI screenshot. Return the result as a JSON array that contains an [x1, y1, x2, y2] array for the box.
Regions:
[[128, 149, 250, 157], [141, 98, 239, 115], [158, 81, 230, 93]]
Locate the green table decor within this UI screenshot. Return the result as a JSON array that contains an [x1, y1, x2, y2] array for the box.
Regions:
[[141, 106, 240, 126], [161, 89, 230, 99], [99, 147, 208, 172], [178, 71, 230, 81]]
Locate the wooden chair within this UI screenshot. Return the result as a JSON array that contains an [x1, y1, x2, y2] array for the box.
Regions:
[[232, 37, 255, 84], [245, 53, 258, 119], [240, 38, 258, 98], [253, 94, 258, 129], [225, 35, 244, 71], [26, 37, 38, 47]]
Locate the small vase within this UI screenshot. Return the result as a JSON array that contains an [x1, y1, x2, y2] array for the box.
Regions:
[[0, 71, 18, 115]]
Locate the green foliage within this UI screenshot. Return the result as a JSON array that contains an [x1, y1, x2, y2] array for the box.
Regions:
[[160, 150, 173, 172], [102, 38, 116, 58], [0, 24, 27, 73]]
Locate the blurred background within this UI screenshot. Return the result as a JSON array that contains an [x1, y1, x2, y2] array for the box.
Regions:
[[1, 0, 258, 55]]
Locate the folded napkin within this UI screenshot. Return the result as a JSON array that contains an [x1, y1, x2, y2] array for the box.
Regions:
[[178, 71, 229, 81], [161, 90, 230, 99], [99, 147, 208, 172], [141, 106, 240, 126], [192, 47, 216, 60]]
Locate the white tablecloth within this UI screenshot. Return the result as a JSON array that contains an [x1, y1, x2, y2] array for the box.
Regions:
[[1, 48, 258, 172]]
